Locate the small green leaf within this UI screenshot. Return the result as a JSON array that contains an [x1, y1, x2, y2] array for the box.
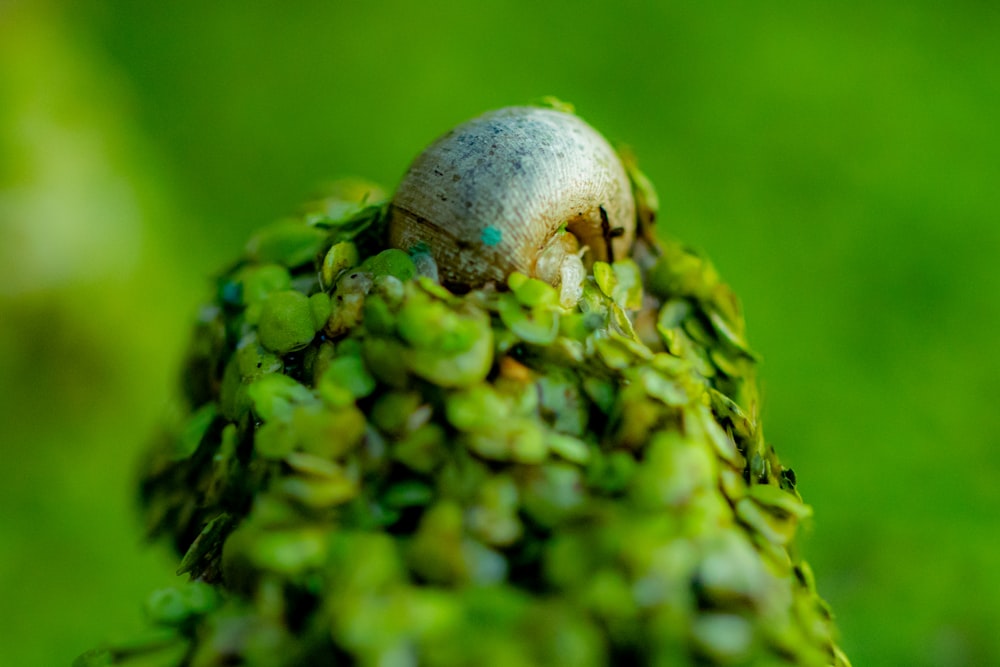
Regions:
[[508, 273, 560, 308], [321, 241, 360, 288], [361, 248, 417, 281], [403, 310, 494, 388], [257, 290, 316, 354], [176, 513, 235, 576], [382, 480, 435, 509], [309, 292, 332, 331], [748, 483, 813, 520], [392, 422, 447, 473], [735, 497, 795, 546], [638, 367, 688, 407], [611, 260, 643, 310], [362, 337, 409, 387], [446, 385, 510, 432], [362, 295, 395, 335], [247, 373, 314, 422], [144, 581, 219, 626], [520, 464, 585, 527], [548, 433, 592, 464], [245, 219, 328, 267], [278, 469, 358, 508], [175, 403, 217, 461], [253, 419, 296, 459], [497, 293, 559, 345], [586, 451, 636, 494], [691, 614, 753, 663], [593, 261, 617, 297], [237, 263, 292, 307], [319, 355, 376, 403], [249, 528, 328, 575], [293, 404, 366, 459], [235, 334, 283, 380]]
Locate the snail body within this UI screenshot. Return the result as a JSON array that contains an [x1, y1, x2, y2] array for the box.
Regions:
[[388, 106, 635, 304]]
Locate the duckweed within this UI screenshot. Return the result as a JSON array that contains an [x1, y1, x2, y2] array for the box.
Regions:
[[82, 170, 848, 667]]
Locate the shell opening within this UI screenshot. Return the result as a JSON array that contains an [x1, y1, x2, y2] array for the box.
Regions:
[[566, 206, 620, 264]]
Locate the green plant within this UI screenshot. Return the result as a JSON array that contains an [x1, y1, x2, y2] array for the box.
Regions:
[[77, 106, 847, 667]]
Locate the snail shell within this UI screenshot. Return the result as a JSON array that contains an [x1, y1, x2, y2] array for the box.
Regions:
[[388, 106, 635, 301]]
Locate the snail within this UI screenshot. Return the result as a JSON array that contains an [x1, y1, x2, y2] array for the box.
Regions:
[[388, 106, 636, 306]]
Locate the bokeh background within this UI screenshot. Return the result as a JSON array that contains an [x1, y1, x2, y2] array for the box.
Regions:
[[2, 1, 998, 664]]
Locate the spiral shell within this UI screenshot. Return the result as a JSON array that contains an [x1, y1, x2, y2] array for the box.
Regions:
[[388, 106, 636, 295]]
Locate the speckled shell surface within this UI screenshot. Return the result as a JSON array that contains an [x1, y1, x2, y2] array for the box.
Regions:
[[388, 106, 636, 288]]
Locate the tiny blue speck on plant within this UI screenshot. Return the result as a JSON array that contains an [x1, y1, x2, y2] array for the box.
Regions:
[[481, 226, 502, 246]]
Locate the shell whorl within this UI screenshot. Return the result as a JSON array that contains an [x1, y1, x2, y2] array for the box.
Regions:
[[388, 106, 636, 289]]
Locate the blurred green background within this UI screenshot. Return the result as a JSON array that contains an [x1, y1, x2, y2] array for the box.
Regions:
[[2, 1, 997, 664]]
